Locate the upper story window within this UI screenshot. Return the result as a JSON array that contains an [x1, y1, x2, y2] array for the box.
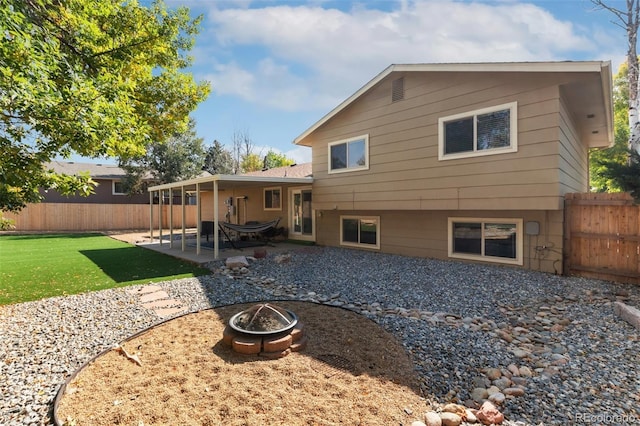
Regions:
[[438, 102, 517, 160], [328, 134, 369, 174], [112, 180, 126, 195], [264, 187, 281, 210]]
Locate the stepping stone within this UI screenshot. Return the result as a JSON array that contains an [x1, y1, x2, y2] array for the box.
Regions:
[[141, 299, 183, 310], [154, 307, 186, 318], [139, 290, 170, 303], [126, 285, 162, 295]]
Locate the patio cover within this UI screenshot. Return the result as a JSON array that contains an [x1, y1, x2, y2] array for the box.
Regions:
[[147, 174, 313, 259]]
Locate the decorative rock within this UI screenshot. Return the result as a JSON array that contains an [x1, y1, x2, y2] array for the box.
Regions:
[[507, 364, 520, 376], [488, 392, 505, 405], [471, 387, 489, 402], [485, 368, 502, 380], [493, 377, 511, 390], [476, 401, 504, 425], [412, 422, 427, 426], [442, 403, 467, 418], [503, 387, 525, 397], [440, 412, 462, 426], [518, 366, 533, 377], [614, 301, 640, 329], [274, 254, 291, 264], [226, 256, 249, 269], [465, 409, 477, 423], [253, 248, 267, 259], [424, 411, 442, 426]]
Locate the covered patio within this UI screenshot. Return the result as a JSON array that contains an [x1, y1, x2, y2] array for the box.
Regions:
[[147, 174, 313, 260]]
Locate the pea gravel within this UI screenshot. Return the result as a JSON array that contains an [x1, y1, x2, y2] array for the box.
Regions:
[[1, 246, 639, 425]]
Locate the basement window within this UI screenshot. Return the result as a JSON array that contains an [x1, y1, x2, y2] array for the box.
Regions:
[[448, 218, 523, 265]]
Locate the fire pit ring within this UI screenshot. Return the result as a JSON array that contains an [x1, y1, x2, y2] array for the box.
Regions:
[[229, 303, 298, 335], [222, 303, 306, 358]]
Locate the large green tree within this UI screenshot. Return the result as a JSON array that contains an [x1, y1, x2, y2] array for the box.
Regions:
[[119, 119, 206, 193], [263, 150, 295, 169], [590, 63, 630, 192], [0, 0, 210, 212]]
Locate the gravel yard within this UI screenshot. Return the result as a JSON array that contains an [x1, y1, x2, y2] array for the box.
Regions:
[[1, 246, 639, 425]]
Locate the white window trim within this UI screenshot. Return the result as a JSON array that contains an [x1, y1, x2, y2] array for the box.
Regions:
[[340, 215, 380, 250], [263, 186, 282, 211], [447, 217, 523, 266], [328, 134, 370, 174], [438, 102, 518, 161], [112, 180, 126, 195]]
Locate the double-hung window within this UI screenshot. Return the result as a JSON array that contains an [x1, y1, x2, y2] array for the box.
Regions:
[[448, 218, 523, 265], [264, 187, 281, 211], [340, 216, 380, 249], [328, 135, 369, 174], [438, 102, 517, 160]]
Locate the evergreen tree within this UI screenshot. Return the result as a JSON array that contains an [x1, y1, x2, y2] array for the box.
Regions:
[[203, 140, 234, 175]]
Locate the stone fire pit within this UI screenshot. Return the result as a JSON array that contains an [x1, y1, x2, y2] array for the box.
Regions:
[[222, 303, 307, 358]]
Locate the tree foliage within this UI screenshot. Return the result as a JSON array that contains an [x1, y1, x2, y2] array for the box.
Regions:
[[263, 150, 295, 169], [590, 63, 630, 192], [119, 119, 206, 193], [241, 153, 263, 173], [592, 0, 640, 154], [0, 0, 210, 211], [597, 149, 640, 200], [203, 140, 234, 175]]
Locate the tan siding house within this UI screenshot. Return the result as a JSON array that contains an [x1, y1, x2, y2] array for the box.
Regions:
[[294, 62, 613, 273]]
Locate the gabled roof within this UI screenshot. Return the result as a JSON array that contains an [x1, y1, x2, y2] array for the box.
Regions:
[[293, 61, 613, 149], [242, 163, 312, 178]]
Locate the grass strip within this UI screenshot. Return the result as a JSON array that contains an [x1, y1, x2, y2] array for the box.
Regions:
[[0, 233, 210, 305]]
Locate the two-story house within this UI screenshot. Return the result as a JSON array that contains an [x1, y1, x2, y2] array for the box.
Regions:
[[292, 61, 613, 274], [149, 61, 613, 274]]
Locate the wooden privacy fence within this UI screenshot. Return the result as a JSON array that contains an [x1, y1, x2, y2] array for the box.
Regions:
[[4, 203, 198, 231], [564, 192, 640, 284]]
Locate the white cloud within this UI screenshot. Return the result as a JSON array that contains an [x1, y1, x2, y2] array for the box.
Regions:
[[195, 0, 620, 112]]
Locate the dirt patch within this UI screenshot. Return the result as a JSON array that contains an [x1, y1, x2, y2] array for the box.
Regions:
[[56, 301, 429, 425]]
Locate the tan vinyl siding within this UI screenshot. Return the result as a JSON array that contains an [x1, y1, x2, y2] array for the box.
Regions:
[[309, 72, 577, 212], [317, 209, 564, 274], [558, 89, 589, 193], [199, 184, 303, 230]]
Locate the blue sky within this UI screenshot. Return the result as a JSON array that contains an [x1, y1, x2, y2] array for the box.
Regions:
[[80, 0, 630, 164]]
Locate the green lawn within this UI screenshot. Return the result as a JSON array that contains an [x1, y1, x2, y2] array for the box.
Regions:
[[0, 233, 210, 305]]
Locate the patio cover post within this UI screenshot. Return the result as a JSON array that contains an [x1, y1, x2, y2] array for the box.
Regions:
[[213, 180, 219, 259], [181, 186, 186, 252], [169, 188, 174, 248], [149, 191, 153, 241], [158, 189, 163, 246], [196, 183, 201, 255]]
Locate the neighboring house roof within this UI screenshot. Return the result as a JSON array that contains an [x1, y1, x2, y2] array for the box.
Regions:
[[293, 61, 614, 149], [46, 161, 129, 179], [242, 163, 312, 178], [45, 161, 211, 180]]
